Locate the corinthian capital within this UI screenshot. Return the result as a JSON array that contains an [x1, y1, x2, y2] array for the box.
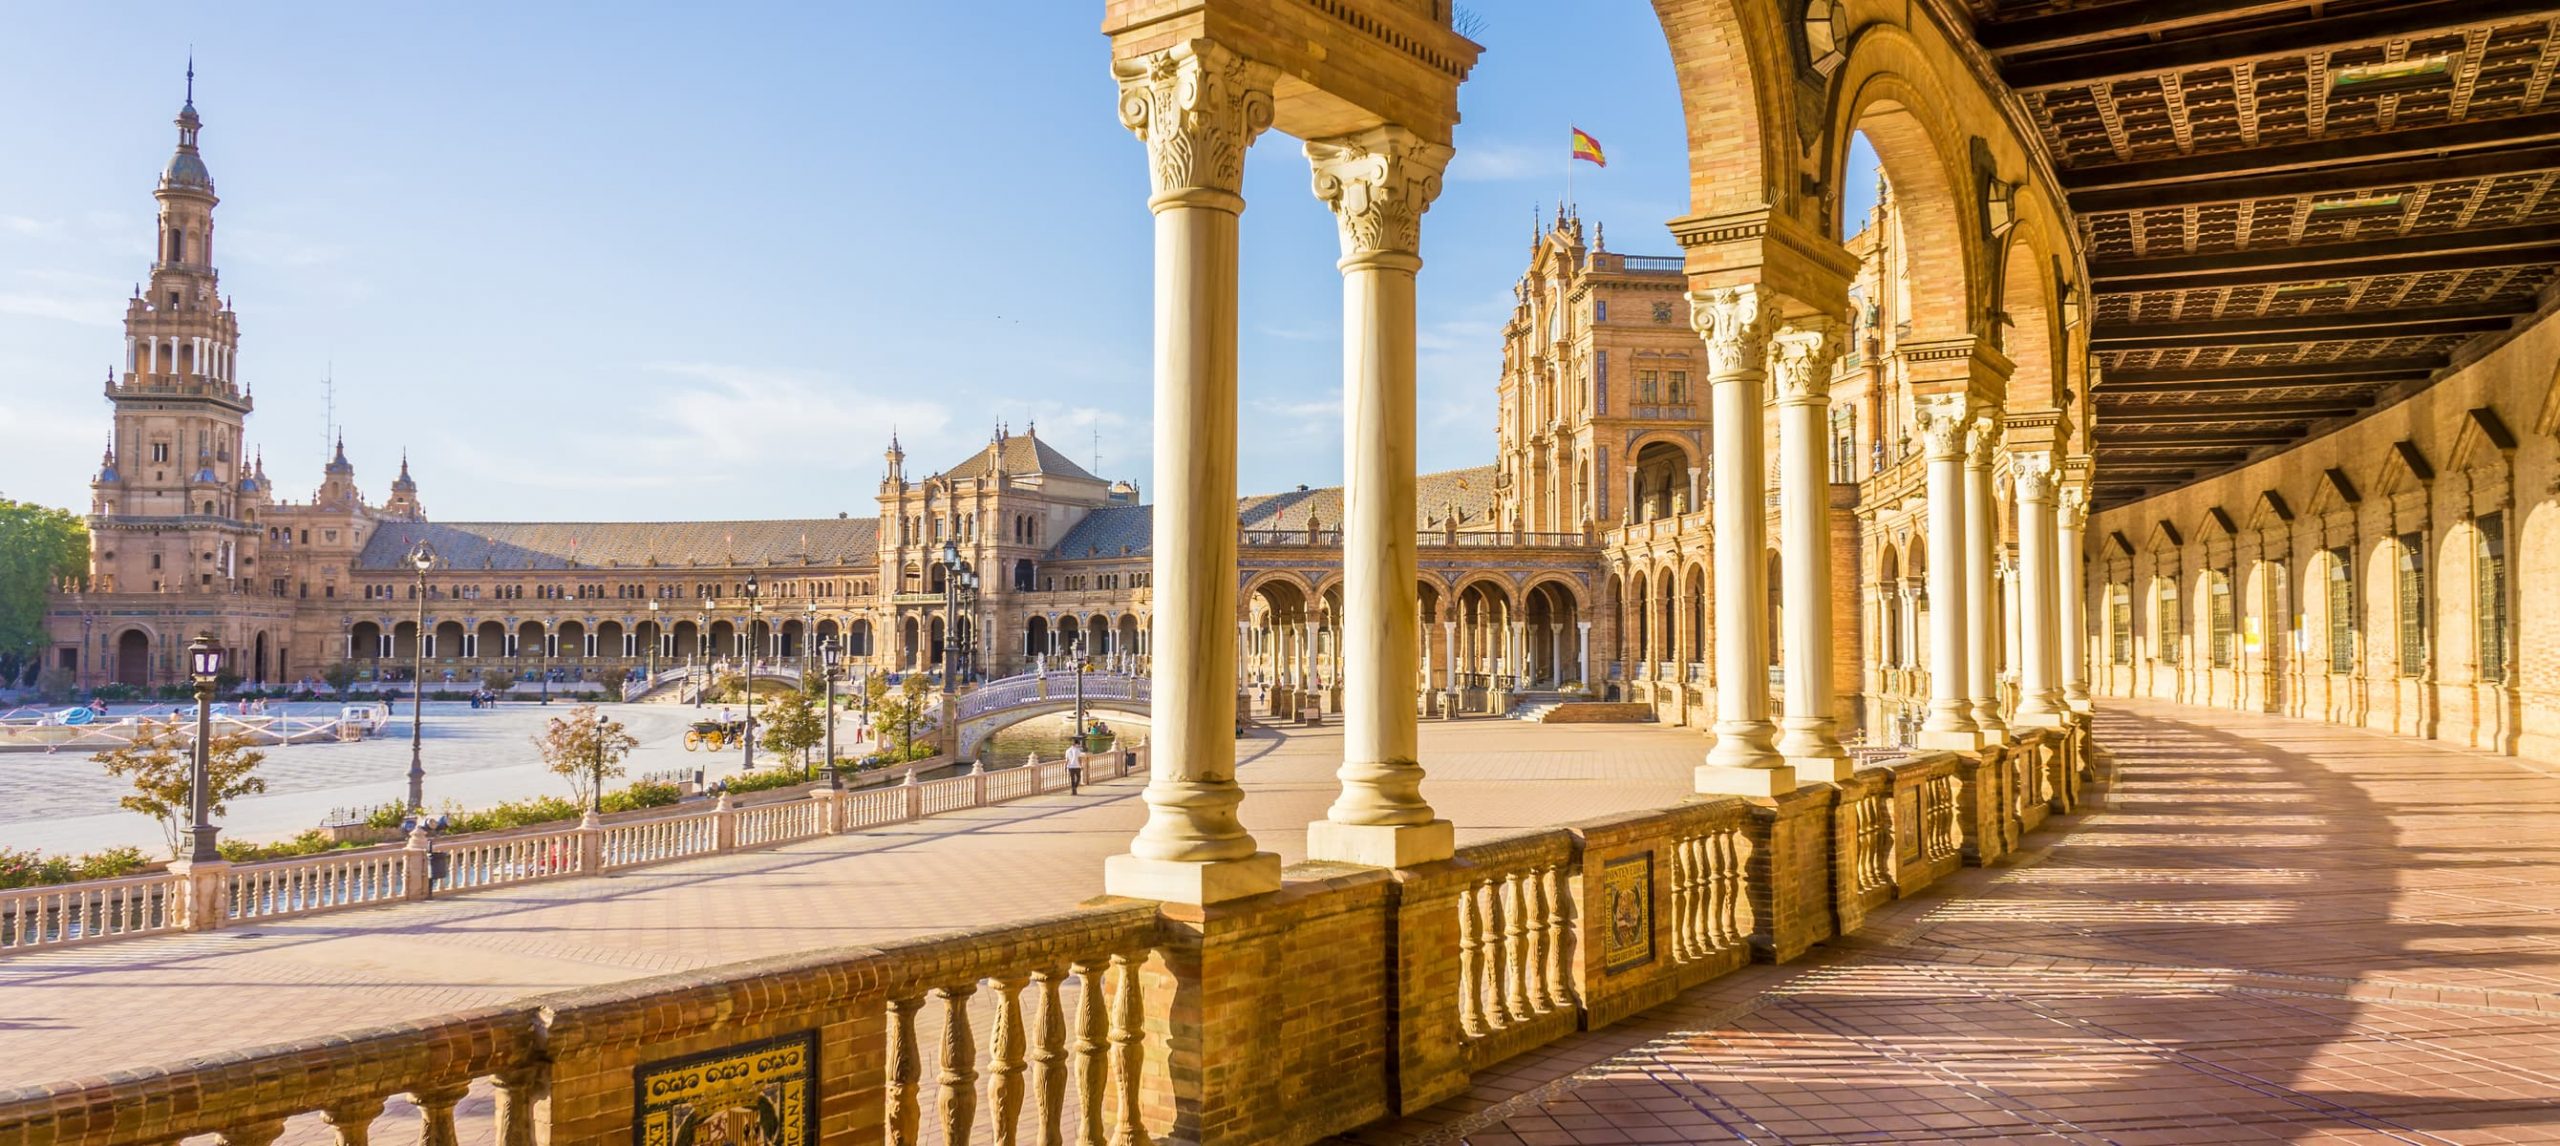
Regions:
[[1114, 41, 1278, 204], [1768, 319, 1843, 404], [1963, 415, 2003, 468], [1917, 397, 1970, 460], [1690, 284, 1779, 378], [2059, 484, 2089, 527], [2013, 451, 2056, 502], [1306, 126, 1451, 261]]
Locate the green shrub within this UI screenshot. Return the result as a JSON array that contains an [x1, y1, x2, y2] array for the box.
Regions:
[[602, 780, 683, 813], [219, 830, 357, 863], [0, 845, 152, 889]]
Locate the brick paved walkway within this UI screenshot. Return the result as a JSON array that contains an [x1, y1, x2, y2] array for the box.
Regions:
[[0, 717, 1713, 1087], [1343, 701, 2560, 1146]]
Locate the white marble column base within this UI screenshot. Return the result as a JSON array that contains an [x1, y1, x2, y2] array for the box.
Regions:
[[1788, 755, 1856, 783], [1694, 763, 1800, 797], [1306, 818, 1454, 868], [1104, 851, 1282, 905], [2010, 710, 2067, 730], [1916, 729, 1985, 751]]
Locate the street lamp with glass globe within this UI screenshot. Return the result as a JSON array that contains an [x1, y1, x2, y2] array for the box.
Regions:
[[698, 596, 714, 708], [820, 637, 843, 790], [647, 599, 660, 683], [406, 539, 436, 811], [939, 540, 968, 689], [187, 633, 223, 862], [742, 573, 760, 772]]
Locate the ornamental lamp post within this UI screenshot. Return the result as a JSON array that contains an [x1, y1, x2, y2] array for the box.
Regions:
[[591, 708, 609, 815], [939, 540, 963, 690], [1072, 634, 1090, 751], [743, 573, 760, 772], [406, 539, 435, 811], [698, 596, 714, 708], [187, 633, 222, 862], [821, 637, 843, 790], [802, 601, 817, 683], [647, 599, 660, 682]]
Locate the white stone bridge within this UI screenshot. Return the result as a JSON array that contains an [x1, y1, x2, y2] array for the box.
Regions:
[[953, 670, 1150, 760]]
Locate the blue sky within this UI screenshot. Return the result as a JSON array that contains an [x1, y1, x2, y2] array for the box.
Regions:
[[0, 3, 1877, 522]]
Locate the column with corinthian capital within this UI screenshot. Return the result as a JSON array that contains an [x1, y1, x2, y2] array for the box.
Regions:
[[1102, 40, 1284, 905], [1963, 418, 2008, 739], [1771, 321, 1853, 780], [1917, 400, 1980, 749], [2059, 485, 2092, 714], [1304, 126, 1454, 867], [1693, 286, 1792, 794], [2013, 452, 2064, 726]]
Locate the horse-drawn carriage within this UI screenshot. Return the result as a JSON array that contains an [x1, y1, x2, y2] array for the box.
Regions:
[[683, 718, 747, 751]]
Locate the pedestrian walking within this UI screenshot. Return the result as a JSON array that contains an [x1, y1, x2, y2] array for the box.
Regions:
[[1065, 740, 1085, 795]]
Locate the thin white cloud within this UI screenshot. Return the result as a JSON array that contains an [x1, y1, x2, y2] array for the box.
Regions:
[[1447, 141, 1551, 183], [0, 215, 58, 238], [0, 289, 120, 327], [220, 226, 350, 267]]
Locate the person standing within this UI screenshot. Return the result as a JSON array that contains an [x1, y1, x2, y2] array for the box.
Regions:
[[1064, 739, 1085, 796]]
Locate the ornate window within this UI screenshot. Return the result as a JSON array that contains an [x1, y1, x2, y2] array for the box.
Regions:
[[2208, 570, 2235, 669], [2155, 578, 2181, 667], [2477, 512, 2509, 684], [2108, 583, 2131, 665], [2326, 549, 2355, 675], [2395, 532, 2426, 677]]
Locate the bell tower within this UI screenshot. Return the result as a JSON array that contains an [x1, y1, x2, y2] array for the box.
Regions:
[[92, 65, 256, 595]]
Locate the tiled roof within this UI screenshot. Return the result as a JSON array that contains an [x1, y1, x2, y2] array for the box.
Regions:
[[937, 434, 1101, 483], [1043, 465, 1498, 560], [359, 519, 880, 573]]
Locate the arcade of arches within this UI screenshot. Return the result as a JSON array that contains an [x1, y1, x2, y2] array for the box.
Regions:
[[27, 2, 2560, 1143]]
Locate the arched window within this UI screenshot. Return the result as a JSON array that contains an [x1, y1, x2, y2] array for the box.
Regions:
[[169, 229, 184, 263]]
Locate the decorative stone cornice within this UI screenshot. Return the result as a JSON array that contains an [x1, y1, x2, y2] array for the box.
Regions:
[[1306, 126, 1450, 262], [1768, 320, 1842, 405], [1690, 285, 1779, 378], [1114, 40, 1278, 207], [2014, 451, 2056, 502]]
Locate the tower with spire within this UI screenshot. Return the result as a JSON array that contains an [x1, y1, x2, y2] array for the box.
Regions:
[[91, 63, 257, 595]]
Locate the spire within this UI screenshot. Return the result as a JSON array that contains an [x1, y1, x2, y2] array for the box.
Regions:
[[325, 432, 352, 475], [163, 58, 212, 192], [185, 50, 195, 109], [392, 450, 416, 491]]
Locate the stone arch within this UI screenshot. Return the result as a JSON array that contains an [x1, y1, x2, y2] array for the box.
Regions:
[[1994, 225, 2064, 417], [1632, 438, 1694, 522], [115, 627, 153, 687], [1652, 0, 1790, 219], [434, 620, 466, 662], [350, 620, 383, 662], [1825, 35, 1984, 341]]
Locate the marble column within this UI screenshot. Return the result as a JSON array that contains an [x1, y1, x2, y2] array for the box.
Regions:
[[1102, 40, 1283, 905], [1917, 401, 1980, 749], [1305, 125, 1454, 867], [1692, 285, 1791, 794], [2059, 486, 2092, 714], [1963, 418, 2007, 738], [1443, 618, 1460, 710], [2013, 454, 2063, 725], [1576, 620, 1591, 687], [1770, 321, 1851, 781]]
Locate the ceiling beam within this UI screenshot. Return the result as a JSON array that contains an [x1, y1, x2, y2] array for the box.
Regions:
[[2090, 224, 2560, 290], [2100, 357, 2439, 385], [2070, 144, 2560, 214], [2094, 399, 2371, 422], [2091, 374, 2416, 396], [2063, 110, 2560, 193], [2092, 303, 2535, 343], [2002, 0, 2560, 93], [2099, 431, 2300, 447], [1979, 2, 2313, 56], [2092, 314, 2524, 352]]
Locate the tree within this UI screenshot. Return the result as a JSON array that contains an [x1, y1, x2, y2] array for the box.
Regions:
[[481, 667, 517, 692], [320, 660, 361, 696], [531, 704, 641, 807], [864, 674, 941, 761], [758, 690, 826, 778], [0, 498, 86, 687], [93, 717, 269, 859]]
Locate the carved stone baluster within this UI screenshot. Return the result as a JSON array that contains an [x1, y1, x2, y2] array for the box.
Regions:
[[1029, 967, 1069, 1146], [936, 983, 981, 1146], [1709, 830, 1739, 949], [989, 974, 1029, 1146], [323, 1097, 386, 1145], [1665, 839, 1691, 963], [1070, 961, 1107, 1146], [412, 1082, 469, 1146], [1542, 864, 1569, 1007], [1476, 881, 1507, 1030], [1495, 874, 1515, 1023], [1681, 835, 1706, 960], [887, 996, 925, 1146], [215, 1123, 288, 1146], [1455, 881, 1485, 1037], [492, 1068, 539, 1146], [1108, 952, 1145, 1146], [1522, 868, 1550, 1014]]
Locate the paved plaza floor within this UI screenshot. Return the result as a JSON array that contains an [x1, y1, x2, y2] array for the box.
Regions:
[[1344, 701, 2560, 1145], [0, 715, 1713, 1086], [0, 700, 818, 854]]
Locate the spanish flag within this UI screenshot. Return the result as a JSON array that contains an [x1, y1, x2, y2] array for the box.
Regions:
[[1571, 126, 1606, 167]]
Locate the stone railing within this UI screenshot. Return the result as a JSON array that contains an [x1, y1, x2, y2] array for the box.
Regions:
[[0, 726, 2094, 1144], [0, 747, 1148, 958]]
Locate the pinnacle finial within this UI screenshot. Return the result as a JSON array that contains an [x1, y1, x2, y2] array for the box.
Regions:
[[186, 50, 194, 105]]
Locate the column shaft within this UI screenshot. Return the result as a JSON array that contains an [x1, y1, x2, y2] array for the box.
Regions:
[[1963, 422, 2007, 737], [1771, 322, 1849, 780], [2059, 488, 2091, 713], [1918, 405, 1979, 749], [1693, 286, 1790, 793], [2014, 456, 2063, 725]]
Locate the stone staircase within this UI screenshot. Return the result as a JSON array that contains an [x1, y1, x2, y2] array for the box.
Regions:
[[1507, 691, 1565, 722]]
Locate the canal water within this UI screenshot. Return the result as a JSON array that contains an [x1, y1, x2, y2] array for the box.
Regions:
[[981, 713, 1149, 766]]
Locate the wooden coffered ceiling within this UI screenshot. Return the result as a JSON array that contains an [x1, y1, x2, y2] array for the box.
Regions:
[[1969, 0, 2560, 505]]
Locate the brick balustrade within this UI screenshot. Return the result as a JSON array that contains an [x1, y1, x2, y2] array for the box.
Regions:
[[0, 724, 2093, 1145], [0, 747, 1149, 955]]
